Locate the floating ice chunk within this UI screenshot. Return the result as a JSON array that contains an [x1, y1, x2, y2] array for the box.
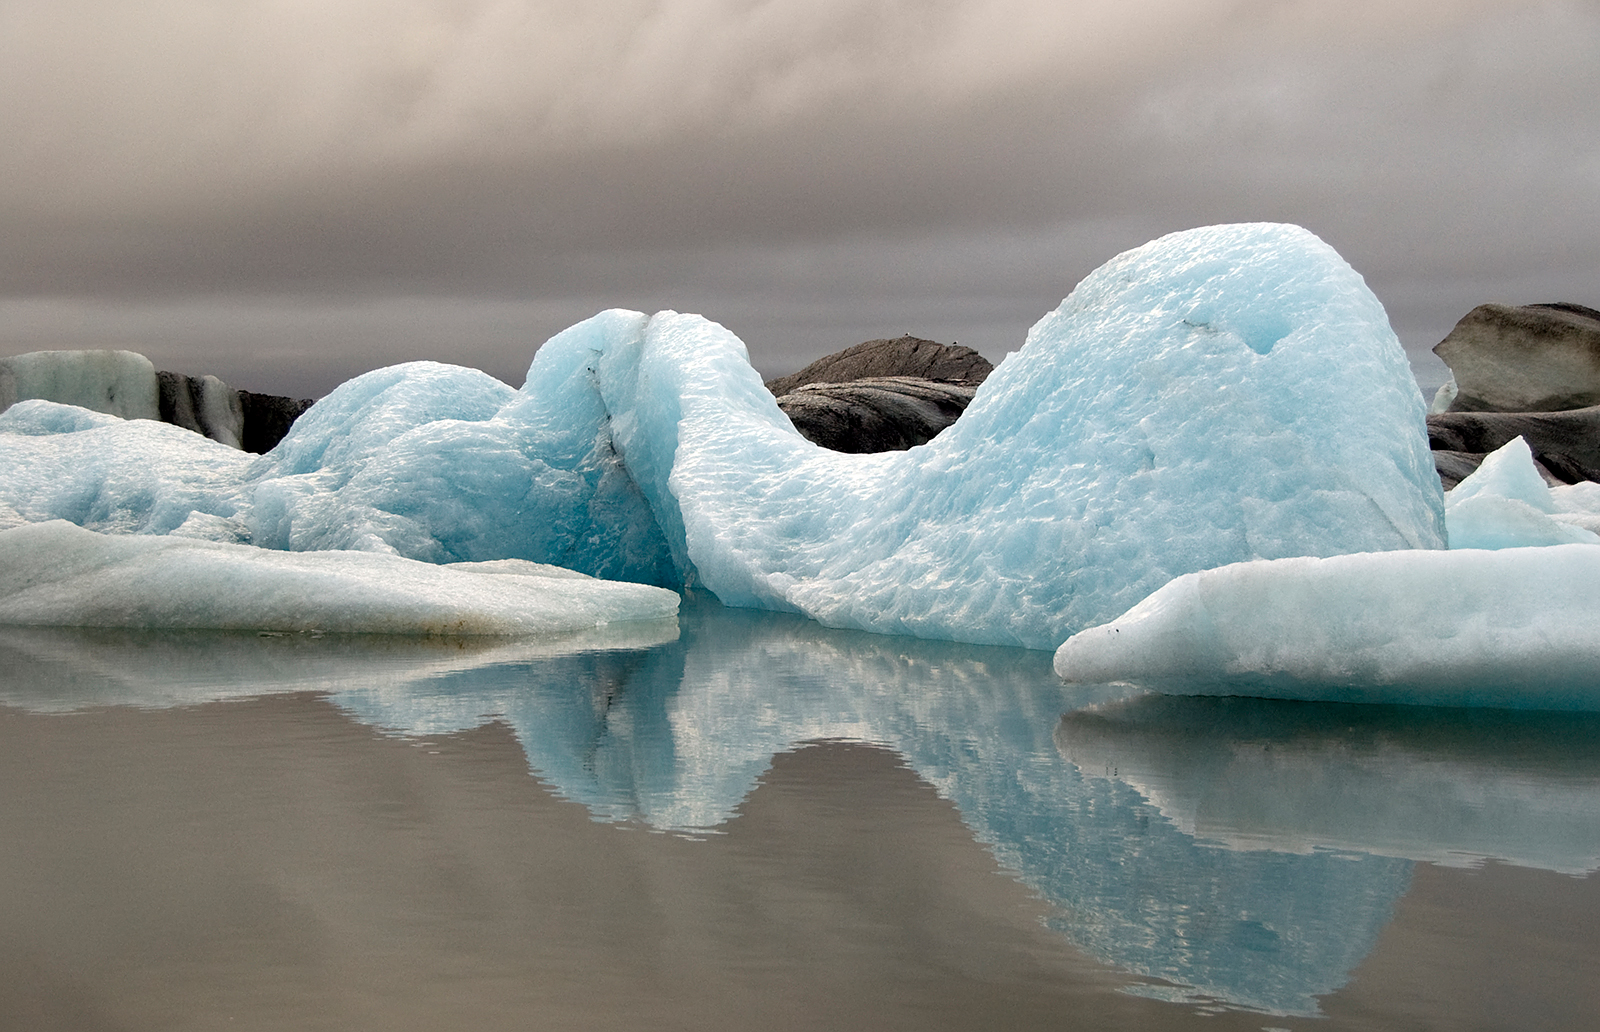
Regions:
[[267, 361, 514, 476], [589, 223, 1444, 646], [1053, 544, 1600, 708], [0, 225, 1445, 645], [1443, 437, 1600, 548], [0, 361, 679, 584], [245, 361, 525, 557], [237, 348, 678, 582], [0, 521, 679, 635], [0, 349, 160, 421], [1448, 435, 1554, 509]]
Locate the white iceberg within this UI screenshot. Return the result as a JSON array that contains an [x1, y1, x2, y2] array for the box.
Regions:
[[1052, 544, 1600, 708], [1444, 436, 1600, 548], [0, 224, 1445, 647], [0, 520, 679, 636], [1053, 437, 1600, 706]]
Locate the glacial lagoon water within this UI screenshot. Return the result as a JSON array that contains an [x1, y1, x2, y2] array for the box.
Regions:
[[2, 600, 1597, 1030]]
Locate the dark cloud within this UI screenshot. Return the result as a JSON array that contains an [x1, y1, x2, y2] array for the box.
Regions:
[[2, 1, 1596, 397]]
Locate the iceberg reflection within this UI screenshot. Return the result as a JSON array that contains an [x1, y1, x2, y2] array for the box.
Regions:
[[1057, 693, 1600, 876], [0, 620, 680, 714], [27, 606, 1600, 1014]]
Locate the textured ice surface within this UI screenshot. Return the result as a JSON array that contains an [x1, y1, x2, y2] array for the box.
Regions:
[[0, 401, 257, 536], [0, 225, 1445, 645], [0, 520, 679, 635], [0, 349, 160, 420], [1053, 543, 1600, 708], [641, 224, 1443, 646], [1550, 479, 1600, 535]]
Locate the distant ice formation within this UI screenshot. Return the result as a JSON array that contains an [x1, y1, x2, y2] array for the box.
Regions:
[[0, 349, 160, 421], [0, 224, 1445, 647], [0, 348, 315, 452], [1444, 435, 1600, 548]]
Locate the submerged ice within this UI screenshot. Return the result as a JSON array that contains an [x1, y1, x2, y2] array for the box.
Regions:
[[0, 224, 1446, 647]]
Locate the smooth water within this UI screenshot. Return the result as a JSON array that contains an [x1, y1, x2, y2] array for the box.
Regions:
[[1, 601, 1596, 1030]]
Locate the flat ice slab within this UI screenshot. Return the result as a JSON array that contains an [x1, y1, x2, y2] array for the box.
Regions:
[[1053, 435, 1600, 708], [0, 521, 680, 636], [1053, 543, 1600, 709]]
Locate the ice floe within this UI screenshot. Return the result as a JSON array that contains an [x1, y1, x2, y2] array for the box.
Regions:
[[0, 348, 160, 421], [1055, 436, 1600, 706], [1052, 543, 1600, 708], [0, 520, 679, 636]]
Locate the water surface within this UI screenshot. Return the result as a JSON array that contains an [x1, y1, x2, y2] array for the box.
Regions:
[[1, 601, 1596, 1030]]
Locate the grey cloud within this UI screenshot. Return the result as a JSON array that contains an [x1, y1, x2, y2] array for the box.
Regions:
[[1, 1, 1596, 395]]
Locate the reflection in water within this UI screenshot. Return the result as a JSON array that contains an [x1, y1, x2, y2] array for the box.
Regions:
[[0, 620, 680, 714], [1057, 694, 1600, 876], [3, 603, 1593, 1015]]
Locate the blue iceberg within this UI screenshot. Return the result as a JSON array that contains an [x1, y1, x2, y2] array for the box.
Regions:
[[0, 223, 1445, 647]]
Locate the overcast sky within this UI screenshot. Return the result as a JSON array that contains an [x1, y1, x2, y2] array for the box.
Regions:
[[2, 0, 1596, 398]]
